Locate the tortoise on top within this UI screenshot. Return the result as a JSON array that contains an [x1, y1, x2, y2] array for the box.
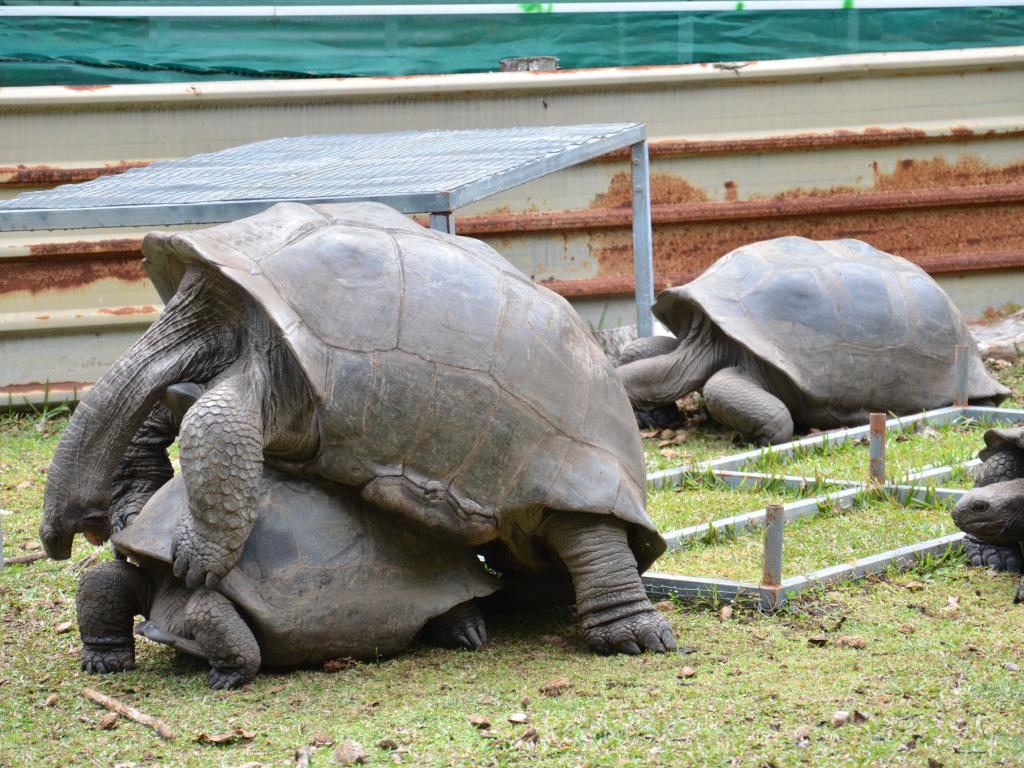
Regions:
[[42, 201, 674, 657], [617, 237, 1008, 444], [78, 466, 497, 689]]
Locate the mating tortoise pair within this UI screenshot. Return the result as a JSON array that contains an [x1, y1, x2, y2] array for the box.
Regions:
[[42, 202, 675, 689]]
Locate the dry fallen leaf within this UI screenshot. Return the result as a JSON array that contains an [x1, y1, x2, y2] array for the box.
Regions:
[[310, 733, 335, 747], [720, 605, 733, 623], [677, 667, 697, 679], [520, 696, 531, 709], [54, 621, 73, 634], [640, 430, 658, 439], [194, 728, 256, 745], [333, 740, 367, 765], [659, 429, 676, 440], [905, 580, 927, 592], [655, 600, 674, 612], [467, 715, 491, 730], [835, 635, 867, 649], [898, 623, 916, 634], [793, 725, 811, 745], [322, 658, 355, 673], [539, 634, 566, 646], [41, 694, 58, 707], [539, 677, 572, 697], [942, 596, 961, 614], [15, 480, 33, 491], [515, 727, 539, 748], [807, 635, 829, 647], [377, 738, 399, 751], [508, 712, 530, 725], [831, 711, 850, 728], [658, 449, 680, 459], [99, 712, 119, 730], [852, 711, 871, 724]]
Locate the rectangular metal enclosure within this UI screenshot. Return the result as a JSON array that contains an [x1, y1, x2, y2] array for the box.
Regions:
[[0, 123, 656, 338], [641, 405, 1024, 609]]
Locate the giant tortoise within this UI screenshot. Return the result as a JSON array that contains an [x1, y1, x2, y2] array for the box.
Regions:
[[78, 467, 498, 689], [617, 236, 1008, 444], [42, 202, 674, 656]]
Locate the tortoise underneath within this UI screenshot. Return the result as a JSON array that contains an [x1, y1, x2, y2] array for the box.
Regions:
[[77, 467, 497, 689], [618, 237, 1008, 444]]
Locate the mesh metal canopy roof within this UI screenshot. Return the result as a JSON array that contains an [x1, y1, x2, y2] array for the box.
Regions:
[[0, 123, 645, 231]]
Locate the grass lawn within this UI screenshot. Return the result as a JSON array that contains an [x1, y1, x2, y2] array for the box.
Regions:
[[655, 492, 959, 582], [747, 421, 1008, 485], [4, 361, 1024, 766]]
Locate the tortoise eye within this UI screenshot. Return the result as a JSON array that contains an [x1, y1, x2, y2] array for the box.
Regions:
[[971, 500, 990, 514]]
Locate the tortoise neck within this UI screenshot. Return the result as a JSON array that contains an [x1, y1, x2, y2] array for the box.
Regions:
[[676, 313, 734, 390]]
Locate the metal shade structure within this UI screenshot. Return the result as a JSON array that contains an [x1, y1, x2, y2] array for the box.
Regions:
[[0, 123, 656, 334]]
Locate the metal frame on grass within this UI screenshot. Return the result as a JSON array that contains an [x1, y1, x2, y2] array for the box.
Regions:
[[641, 404, 1024, 609]]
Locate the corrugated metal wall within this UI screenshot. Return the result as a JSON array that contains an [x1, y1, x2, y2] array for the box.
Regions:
[[3, 47, 1024, 406]]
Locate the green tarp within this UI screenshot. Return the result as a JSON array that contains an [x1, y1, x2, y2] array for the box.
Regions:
[[2, 3, 1024, 85]]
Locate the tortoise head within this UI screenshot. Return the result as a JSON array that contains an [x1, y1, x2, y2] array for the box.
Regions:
[[952, 479, 1024, 546]]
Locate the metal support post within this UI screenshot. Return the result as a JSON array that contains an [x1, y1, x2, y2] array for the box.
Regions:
[[630, 140, 655, 337], [761, 503, 784, 609], [869, 412, 886, 484], [953, 344, 969, 407], [428, 212, 456, 234]]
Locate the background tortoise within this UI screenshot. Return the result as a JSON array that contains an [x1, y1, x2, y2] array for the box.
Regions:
[[617, 236, 1008, 444], [43, 201, 674, 656], [78, 466, 498, 689]]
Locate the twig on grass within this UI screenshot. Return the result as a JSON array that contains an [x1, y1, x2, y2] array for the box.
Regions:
[[4, 552, 46, 565], [81, 687, 176, 740]]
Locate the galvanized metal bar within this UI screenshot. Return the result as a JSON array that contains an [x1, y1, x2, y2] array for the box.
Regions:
[[869, 412, 887, 484], [761, 504, 784, 588], [630, 139, 655, 337], [953, 344, 970, 407], [0, 194, 452, 232], [641, 572, 761, 602], [428, 212, 456, 234], [662, 487, 861, 550], [775, 532, 965, 604]]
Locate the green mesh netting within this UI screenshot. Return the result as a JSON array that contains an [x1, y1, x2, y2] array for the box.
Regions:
[[2, 3, 1023, 85]]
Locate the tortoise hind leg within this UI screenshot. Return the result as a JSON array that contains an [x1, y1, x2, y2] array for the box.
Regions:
[[703, 367, 794, 446], [962, 534, 1024, 572], [184, 588, 260, 690], [540, 511, 675, 655], [77, 559, 151, 674], [423, 600, 487, 651]]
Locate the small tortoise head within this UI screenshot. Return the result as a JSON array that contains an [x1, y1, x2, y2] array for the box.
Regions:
[[952, 478, 1024, 546]]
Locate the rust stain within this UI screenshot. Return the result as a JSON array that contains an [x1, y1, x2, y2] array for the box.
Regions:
[[0, 162, 150, 188], [97, 305, 158, 316], [1, 249, 146, 295], [724, 181, 738, 203], [592, 126, 1018, 161], [1, 380, 91, 396], [34, 314, 50, 320], [873, 155, 1024, 192], [26, 238, 142, 258], [591, 172, 709, 209], [63, 84, 112, 92]]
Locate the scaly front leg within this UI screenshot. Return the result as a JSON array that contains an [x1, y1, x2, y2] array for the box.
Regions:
[[172, 373, 264, 589]]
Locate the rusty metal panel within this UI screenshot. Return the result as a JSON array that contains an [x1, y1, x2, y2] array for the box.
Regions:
[[2, 47, 1024, 404]]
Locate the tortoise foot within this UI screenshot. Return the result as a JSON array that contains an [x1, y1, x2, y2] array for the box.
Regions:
[[207, 666, 250, 690], [634, 404, 681, 431], [81, 641, 135, 675], [424, 600, 487, 651], [962, 534, 1024, 573], [171, 514, 240, 590], [584, 609, 676, 656]]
